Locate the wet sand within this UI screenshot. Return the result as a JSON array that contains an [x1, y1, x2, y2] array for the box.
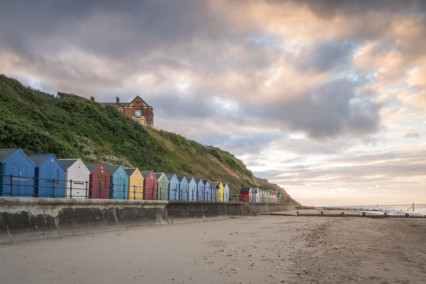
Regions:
[[1, 213, 425, 284]]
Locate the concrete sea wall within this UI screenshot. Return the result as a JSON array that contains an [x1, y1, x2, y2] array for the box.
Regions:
[[0, 197, 295, 243]]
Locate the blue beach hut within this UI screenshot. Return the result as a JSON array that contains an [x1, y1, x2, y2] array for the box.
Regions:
[[105, 165, 129, 199], [0, 149, 36, 197], [195, 178, 204, 201], [187, 177, 197, 201], [252, 187, 258, 203], [177, 176, 189, 201], [166, 173, 180, 200], [203, 179, 211, 201], [210, 182, 219, 202], [223, 183, 230, 202], [29, 154, 65, 198]]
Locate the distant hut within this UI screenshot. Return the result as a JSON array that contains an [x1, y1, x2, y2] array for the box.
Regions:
[[210, 182, 219, 202], [155, 172, 169, 200], [187, 177, 197, 201], [177, 176, 189, 201], [141, 170, 158, 200], [223, 183, 230, 202], [84, 162, 111, 199], [125, 168, 144, 200], [252, 187, 258, 203], [59, 159, 90, 198], [106, 165, 129, 199], [0, 149, 36, 197], [240, 187, 252, 202], [194, 178, 204, 201], [29, 154, 65, 198], [203, 179, 212, 201], [166, 173, 180, 200]]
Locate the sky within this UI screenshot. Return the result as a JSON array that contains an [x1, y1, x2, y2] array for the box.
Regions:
[[1, 0, 425, 206]]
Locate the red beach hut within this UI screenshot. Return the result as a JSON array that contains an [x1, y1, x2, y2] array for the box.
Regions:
[[84, 162, 111, 199], [141, 170, 158, 200], [240, 187, 252, 202]]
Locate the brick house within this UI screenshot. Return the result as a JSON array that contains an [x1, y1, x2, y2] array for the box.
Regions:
[[97, 96, 154, 127]]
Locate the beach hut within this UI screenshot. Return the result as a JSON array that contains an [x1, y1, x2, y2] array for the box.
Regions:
[[177, 176, 189, 201], [84, 162, 111, 199], [106, 165, 129, 199], [155, 172, 169, 200], [272, 190, 277, 203], [29, 154, 65, 198], [213, 182, 224, 202], [251, 187, 258, 203], [187, 177, 197, 201], [166, 173, 180, 200], [240, 187, 252, 202], [59, 159, 90, 198], [141, 170, 158, 200], [125, 168, 144, 200], [223, 183, 230, 202], [210, 182, 219, 202], [203, 179, 212, 201], [195, 178, 204, 201], [0, 149, 36, 197]]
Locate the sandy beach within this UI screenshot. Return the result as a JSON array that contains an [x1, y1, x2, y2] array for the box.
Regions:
[[1, 213, 425, 284]]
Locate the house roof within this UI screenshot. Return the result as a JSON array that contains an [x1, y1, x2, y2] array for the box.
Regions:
[[0, 149, 18, 162], [99, 96, 152, 108], [58, 159, 79, 170]]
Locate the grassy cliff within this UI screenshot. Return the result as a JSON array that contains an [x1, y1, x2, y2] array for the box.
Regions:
[[0, 74, 296, 202]]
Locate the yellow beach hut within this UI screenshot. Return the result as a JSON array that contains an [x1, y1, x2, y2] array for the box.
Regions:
[[125, 168, 144, 200], [214, 182, 224, 202]]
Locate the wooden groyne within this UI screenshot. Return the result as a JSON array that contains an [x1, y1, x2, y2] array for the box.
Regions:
[[271, 211, 426, 219]]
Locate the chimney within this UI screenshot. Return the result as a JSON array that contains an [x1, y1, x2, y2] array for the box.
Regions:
[[90, 96, 95, 102], [116, 96, 120, 104]]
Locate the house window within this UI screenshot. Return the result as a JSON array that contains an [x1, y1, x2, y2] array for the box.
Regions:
[[135, 110, 142, 116]]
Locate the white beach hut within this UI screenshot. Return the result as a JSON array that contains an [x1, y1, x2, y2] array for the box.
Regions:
[[59, 159, 90, 198]]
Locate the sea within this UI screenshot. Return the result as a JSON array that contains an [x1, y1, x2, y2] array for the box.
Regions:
[[325, 204, 426, 216]]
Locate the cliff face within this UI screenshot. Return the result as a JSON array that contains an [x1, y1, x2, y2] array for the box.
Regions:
[[0, 74, 296, 202]]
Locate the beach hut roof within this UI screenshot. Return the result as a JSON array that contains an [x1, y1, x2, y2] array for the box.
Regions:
[[154, 172, 165, 180], [125, 168, 137, 176], [58, 159, 80, 170], [0, 149, 19, 162], [165, 173, 176, 181], [29, 154, 65, 170], [210, 182, 219, 188], [105, 165, 122, 175], [202, 179, 210, 185], [29, 154, 52, 166], [177, 176, 188, 182], [240, 187, 252, 192], [84, 162, 104, 173], [141, 170, 153, 178], [194, 178, 202, 183]]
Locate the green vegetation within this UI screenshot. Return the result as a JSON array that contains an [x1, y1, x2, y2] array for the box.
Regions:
[[0, 74, 295, 201]]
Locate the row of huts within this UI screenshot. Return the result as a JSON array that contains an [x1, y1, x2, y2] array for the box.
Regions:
[[240, 187, 278, 203], [0, 149, 279, 203], [0, 149, 232, 201]]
